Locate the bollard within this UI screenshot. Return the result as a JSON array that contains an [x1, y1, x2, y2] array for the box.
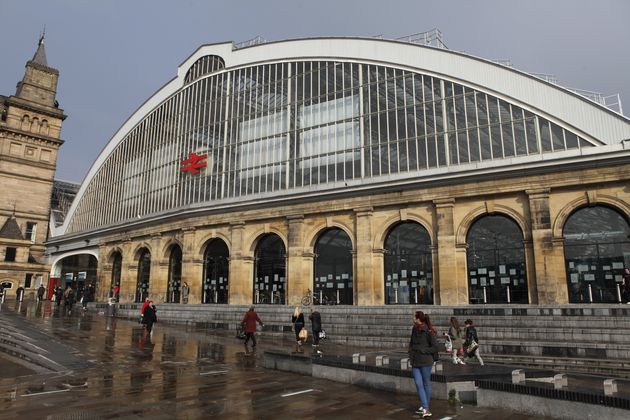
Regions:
[[512, 369, 526, 384], [553, 374, 567, 389], [401, 358, 410, 370], [604, 379, 618, 396], [432, 362, 443, 373], [376, 355, 389, 366]]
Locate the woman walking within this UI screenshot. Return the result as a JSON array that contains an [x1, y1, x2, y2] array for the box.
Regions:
[[463, 319, 484, 366], [292, 306, 305, 353], [448, 317, 465, 365], [409, 310, 439, 418]]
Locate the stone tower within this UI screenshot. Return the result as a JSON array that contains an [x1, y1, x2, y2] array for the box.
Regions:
[[0, 36, 66, 297]]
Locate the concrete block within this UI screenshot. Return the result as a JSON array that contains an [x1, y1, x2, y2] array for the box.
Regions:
[[553, 374, 567, 389], [353, 353, 366, 364], [375, 355, 389, 366], [512, 369, 525, 384], [400, 358, 410, 370], [604, 379, 617, 396]]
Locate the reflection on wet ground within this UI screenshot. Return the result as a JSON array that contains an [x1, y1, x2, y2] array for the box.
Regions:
[[0, 302, 548, 419]]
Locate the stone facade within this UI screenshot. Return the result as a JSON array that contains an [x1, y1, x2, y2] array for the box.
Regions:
[[94, 161, 630, 306], [0, 37, 65, 297]]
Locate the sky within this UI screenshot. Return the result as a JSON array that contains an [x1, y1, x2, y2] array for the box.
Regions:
[[2, 0, 629, 183]]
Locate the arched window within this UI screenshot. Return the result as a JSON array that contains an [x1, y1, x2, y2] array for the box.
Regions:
[[135, 249, 151, 303], [254, 234, 285, 305], [167, 245, 182, 303], [110, 252, 122, 297], [314, 228, 353, 305], [563, 206, 630, 303], [467, 215, 528, 304], [384, 222, 433, 304], [203, 239, 229, 304]]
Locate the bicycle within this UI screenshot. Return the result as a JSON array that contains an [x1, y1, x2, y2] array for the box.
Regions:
[[301, 289, 314, 306]]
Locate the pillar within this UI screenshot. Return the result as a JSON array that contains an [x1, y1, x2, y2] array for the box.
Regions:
[[120, 239, 134, 303], [435, 199, 466, 304], [228, 222, 253, 304], [355, 207, 378, 305], [286, 216, 307, 305], [527, 189, 568, 304], [181, 227, 202, 304]]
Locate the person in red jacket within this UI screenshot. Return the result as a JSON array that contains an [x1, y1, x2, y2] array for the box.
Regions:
[[241, 306, 264, 350]]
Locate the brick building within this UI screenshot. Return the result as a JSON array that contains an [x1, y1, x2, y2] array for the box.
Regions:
[[0, 37, 65, 298]]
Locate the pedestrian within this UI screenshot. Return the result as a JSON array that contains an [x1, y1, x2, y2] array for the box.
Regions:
[[241, 306, 264, 351], [622, 268, 630, 304], [63, 286, 75, 313], [463, 319, 484, 366], [37, 285, 46, 302], [0, 285, 4, 303], [113, 283, 120, 302], [140, 297, 151, 323], [447, 316, 465, 365], [181, 282, 189, 304], [309, 308, 322, 354], [82, 284, 94, 310], [292, 306, 305, 353], [143, 300, 157, 334], [55, 286, 63, 306], [409, 310, 439, 418], [16, 285, 24, 302]]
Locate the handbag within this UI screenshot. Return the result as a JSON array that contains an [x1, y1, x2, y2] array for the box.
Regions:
[[466, 340, 479, 354], [318, 330, 327, 339], [298, 329, 308, 340]]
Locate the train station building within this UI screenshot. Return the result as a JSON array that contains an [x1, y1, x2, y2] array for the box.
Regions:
[[45, 37, 630, 306]]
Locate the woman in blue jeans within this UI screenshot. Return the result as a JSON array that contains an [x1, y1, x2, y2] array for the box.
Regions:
[[409, 310, 439, 418]]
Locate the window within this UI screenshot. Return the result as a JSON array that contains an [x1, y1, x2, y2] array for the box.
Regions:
[[5, 247, 16, 262], [25, 222, 37, 242], [24, 273, 32, 288]]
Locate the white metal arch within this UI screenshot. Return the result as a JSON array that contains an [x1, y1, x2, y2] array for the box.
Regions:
[[49, 249, 99, 278]]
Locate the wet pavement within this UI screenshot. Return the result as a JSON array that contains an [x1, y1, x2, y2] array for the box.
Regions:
[[0, 301, 551, 419]]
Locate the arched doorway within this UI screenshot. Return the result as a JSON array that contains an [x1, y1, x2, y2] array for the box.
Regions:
[[254, 234, 286, 305], [313, 228, 353, 305], [384, 222, 433, 304], [167, 245, 182, 303], [110, 252, 122, 297], [56, 254, 99, 297], [467, 215, 528, 304], [135, 248, 151, 303], [563, 206, 630, 303], [202, 239, 229, 304]]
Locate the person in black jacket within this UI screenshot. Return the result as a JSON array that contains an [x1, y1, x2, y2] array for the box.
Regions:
[[143, 301, 157, 334], [309, 308, 322, 353], [464, 319, 484, 366], [292, 306, 305, 353], [408, 310, 439, 418]]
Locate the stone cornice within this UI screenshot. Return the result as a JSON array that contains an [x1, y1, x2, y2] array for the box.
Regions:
[[7, 96, 66, 120], [1, 125, 64, 146]]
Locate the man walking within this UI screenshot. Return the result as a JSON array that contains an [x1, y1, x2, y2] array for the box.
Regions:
[[241, 306, 264, 351], [37, 285, 46, 302], [309, 308, 323, 354]]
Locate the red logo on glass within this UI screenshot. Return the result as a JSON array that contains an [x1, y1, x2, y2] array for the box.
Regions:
[[180, 152, 208, 174]]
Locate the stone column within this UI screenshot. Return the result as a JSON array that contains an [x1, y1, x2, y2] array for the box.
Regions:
[[286, 215, 307, 306], [527, 189, 568, 304], [120, 239, 135, 303], [181, 228, 202, 304], [354, 207, 377, 305], [434, 199, 466, 304], [148, 233, 165, 302], [97, 245, 110, 301], [228, 222, 252, 304]]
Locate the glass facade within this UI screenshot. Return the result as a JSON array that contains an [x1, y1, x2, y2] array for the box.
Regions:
[[313, 228, 353, 305], [167, 245, 182, 303], [384, 222, 433, 304], [136, 249, 151, 303], [202, 239, 229, 304], [68, 60, 595, 234], [467, 215, 528, 304], [254, 234, 286, 305], [564, 206, 630, 303]]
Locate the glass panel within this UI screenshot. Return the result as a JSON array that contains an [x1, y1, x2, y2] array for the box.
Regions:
[[551, 123, 565, 151], [525, 118, 538, 154], [314, 228, 353, 305], [467, 215, 528, 304], [565, 131, 579, 149], [254, 234, 286, 305], [539, 118, 552, 152], [384, 222, 433, 305], [203, 239, 230, 304], [564, 206, 630, 303]]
